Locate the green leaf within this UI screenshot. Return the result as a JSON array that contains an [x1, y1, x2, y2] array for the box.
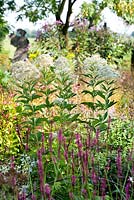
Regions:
[[69, 113, 79, 122], [31, 93, 42, 100], [107, 91, 114, 98], [35, 117, 49, 126], [42, 88, 57, 95], [96, 100, 104, 109], [58, 101, 76, 110], [101, 84, 107, 91], [45, 96, 54, 108], [95, 79, 105, 86], [108, 101, 117, 108], [103, 111, 108, 120], [97, 90, 105, 99], [82, 101, 95, 110], [17, 99, 29, 104], [21, 111, 33, 116], [36, 104, 46, 111], [53, 116, 61, 122]]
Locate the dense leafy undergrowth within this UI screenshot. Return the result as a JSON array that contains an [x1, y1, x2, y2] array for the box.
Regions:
[[0, 62, 134, 200]]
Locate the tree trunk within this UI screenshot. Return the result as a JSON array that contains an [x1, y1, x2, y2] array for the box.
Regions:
[[55, 0, 77, 48], [131, 49, 134, 76]]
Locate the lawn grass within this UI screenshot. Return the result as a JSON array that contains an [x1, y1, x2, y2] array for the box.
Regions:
[[2, 36, 16, 58]]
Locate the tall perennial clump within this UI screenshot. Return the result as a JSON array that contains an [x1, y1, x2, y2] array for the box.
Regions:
[[83, 54, 120, 79]]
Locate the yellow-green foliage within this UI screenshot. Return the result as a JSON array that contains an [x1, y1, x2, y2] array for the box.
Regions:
[[0, 53, 11, 71], [0, 92, 23, 159]]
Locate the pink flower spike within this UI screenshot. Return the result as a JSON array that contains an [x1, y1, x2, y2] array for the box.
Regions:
[[58, 129, 63, 142], [71, 175, 76, 186], [101, 178, 107, 200], [125, 179, 131, 200], [81, 188, 87, 196], [116, 148, 123, 178], [44, 183, 51, 199], [69, 192, 74, 200], [31, 194, 36, 200], [91, 169, 98, 184], [10, 156, 15, 169], [49, 132, 53, 154]]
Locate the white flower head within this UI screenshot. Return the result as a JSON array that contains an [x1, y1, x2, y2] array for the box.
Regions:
[[11, 60, 41, 82], [54, 98, 68, 105], [35, 54, 54, 71], [83, 54, 120, 79], [54, 56, 72, 75]]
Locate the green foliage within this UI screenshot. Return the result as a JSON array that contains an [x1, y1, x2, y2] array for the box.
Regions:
[[17, 0, 81, 47], [0, 33, 134, 199], [18, 0, 53, 22], [35, 21, 66, 51], [80, 0, 106, 27], [0, 93, 23, 159], [106, 119, 134, 150], [81, 65, 117, 131], [0, 0, 16, 51], [15, 80, 44, 133], [0, 19, 9, 51], [80, 0, 134, 25], [87, 29, 132, 65], [111, 0, 134, 24], [0, 66, 134, 199], [0, 69, 11, 89], [15, 68, 79, 150], [0, 0, 16, 14], [69, 18, 132, 68]]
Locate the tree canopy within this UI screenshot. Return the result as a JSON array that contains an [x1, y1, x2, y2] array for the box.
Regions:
[[112, 0, 134, 24], [1, 0, 134, 48], [0, 0, 16, 50], [1, 0, 134, 26], [1, 0, 134, 36]]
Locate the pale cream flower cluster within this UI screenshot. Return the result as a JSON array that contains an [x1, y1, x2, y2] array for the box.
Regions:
[[35, 54, 54, 71], [83, 54, 120, 79], [11, 60, 41, 82]]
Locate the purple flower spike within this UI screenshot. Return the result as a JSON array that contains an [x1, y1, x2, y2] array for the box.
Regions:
[[101, 178, 107, 200], [63, 137, 68, 161], [41, 133, 45, 154], [18, 191, 26, 200], [12, 176, 16, 187], [57, 129, 63, 159], [116, 148, 122, 178], [37, 149, 44, 196], [91, 169, 98, 185], [71, 175, 76, 186], [69, 192, 74, 200], [49, 132, 53, 154], [132, 164, 134, 177], [10, 156, 15, 169], [58, 129, 63, 142], [31, 194, 36, 200], [75, 133, 83, 158], [82, 188, 87, 197], [42, 132, 45, 143], [44, 184, 51, 200], [25, 143, 29, 151], [125, 179, 131, 200]]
